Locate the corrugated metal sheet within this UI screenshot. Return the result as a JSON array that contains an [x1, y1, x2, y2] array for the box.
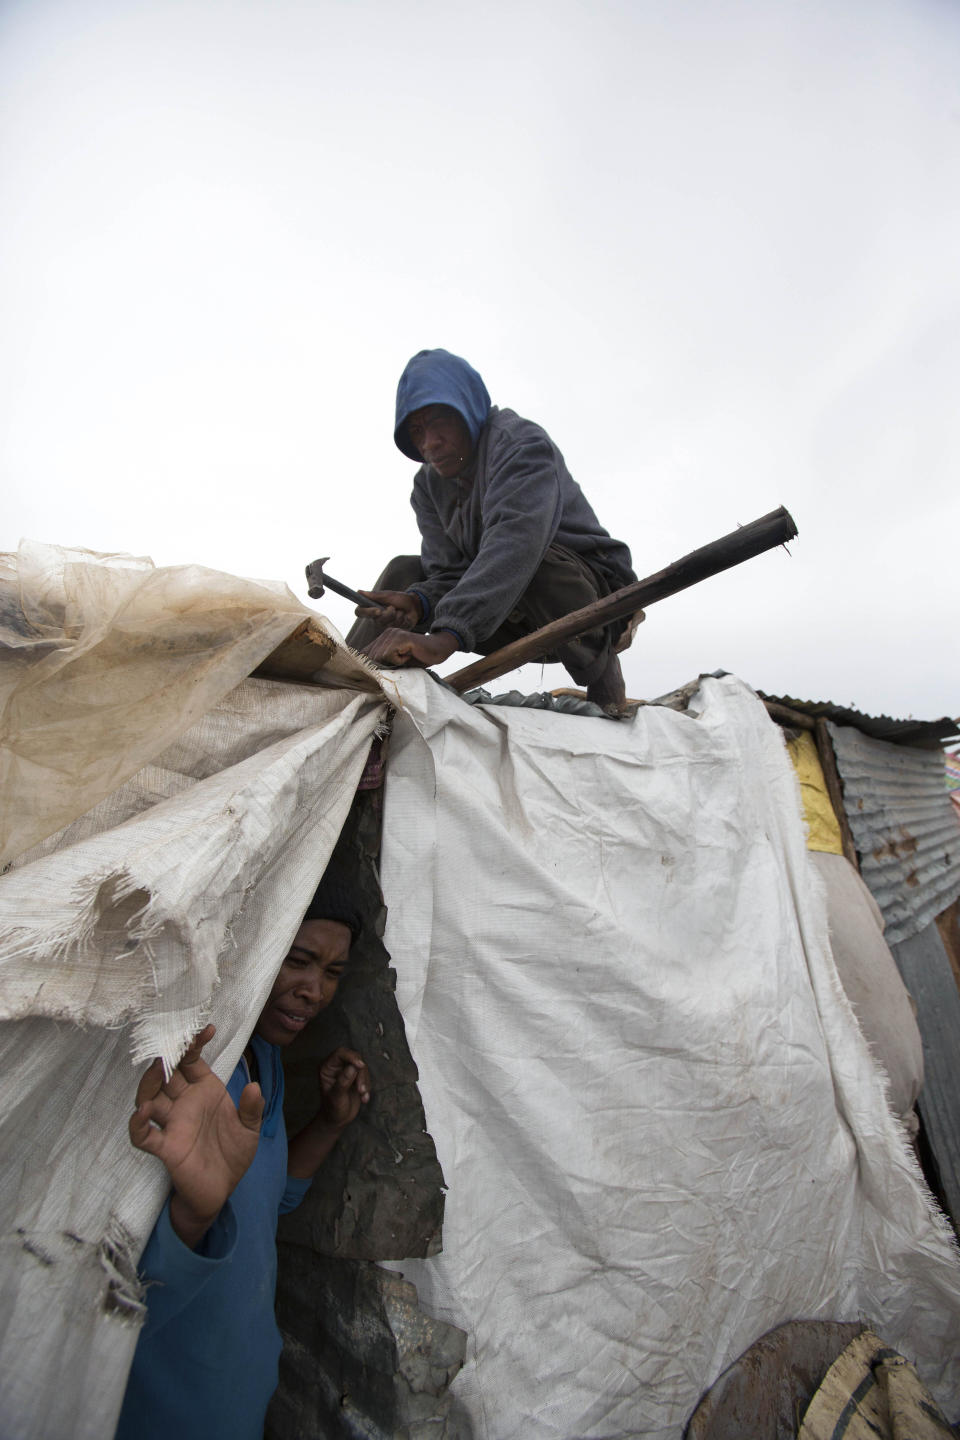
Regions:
[[759, 693, 959, 746], [891, 923, 960, 1231], [827, 722, 960, 946]]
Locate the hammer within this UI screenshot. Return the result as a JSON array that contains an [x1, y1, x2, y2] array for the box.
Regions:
[[305, 556, 386, 609]]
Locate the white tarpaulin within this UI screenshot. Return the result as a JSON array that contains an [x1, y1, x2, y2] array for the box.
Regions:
[[0, 680, 386, 1440], [381, 672, 960, 1439], [0, 540, 332, 869], [3, 543, 960, 1440], [0, 547, 389, 1440]]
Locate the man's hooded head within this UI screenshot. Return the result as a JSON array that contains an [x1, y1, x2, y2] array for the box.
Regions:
[[394, 349, 492, 462]]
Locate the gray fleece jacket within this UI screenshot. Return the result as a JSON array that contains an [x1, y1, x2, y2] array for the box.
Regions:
[[408, 406, 635, 651]]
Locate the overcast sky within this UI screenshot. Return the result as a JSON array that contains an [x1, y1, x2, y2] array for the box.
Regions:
[[2, 0, 958, 720]]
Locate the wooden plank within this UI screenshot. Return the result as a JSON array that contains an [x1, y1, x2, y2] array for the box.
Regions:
[[935, 898, 960, 997], [445, 506, 798, 694], [814, 718, 860, 871], [253, 619, 338, 683], [763, 700, 816, 731]]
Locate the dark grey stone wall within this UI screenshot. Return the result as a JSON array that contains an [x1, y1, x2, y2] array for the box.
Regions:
[[268, 777, 468, 1438], [269, 1254, 470, 1440]]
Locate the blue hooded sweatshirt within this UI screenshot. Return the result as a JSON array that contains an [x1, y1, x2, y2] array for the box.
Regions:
[[115, 1035, 311, 1440], [393, 349, 635, 651]]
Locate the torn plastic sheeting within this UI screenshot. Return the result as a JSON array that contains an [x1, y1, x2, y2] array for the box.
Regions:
[[0, 684, 383, 1071], [0, 675, 387, 1440], [460, 685, 614, 718], [380, 671, 960, 1440], [0, 539, 366, 868]]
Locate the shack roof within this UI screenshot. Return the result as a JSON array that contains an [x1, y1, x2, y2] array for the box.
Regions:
[[757, 692, 959, 747]]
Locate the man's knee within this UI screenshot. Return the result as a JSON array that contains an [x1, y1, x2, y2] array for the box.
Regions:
[[511, 546, 622, 687], [516, 545, 606, 625], [369, 555, 424, 592], [345, 556, 424, 649]]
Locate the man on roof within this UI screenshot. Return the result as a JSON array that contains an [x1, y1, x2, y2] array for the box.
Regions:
[[115, 870, 370, 1440], [350, 349, 638, 712]]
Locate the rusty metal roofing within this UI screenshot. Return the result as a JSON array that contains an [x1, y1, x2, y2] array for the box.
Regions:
[[758, 693, 959, 746], [827, 721, 960, 946]]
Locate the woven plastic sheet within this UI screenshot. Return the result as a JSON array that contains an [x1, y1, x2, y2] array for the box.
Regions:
[[0, 664, 386, 1440], [380, 672, 960, 1440], [0, 540, 338, 867]]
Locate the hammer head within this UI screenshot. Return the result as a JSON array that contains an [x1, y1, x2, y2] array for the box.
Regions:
[[305, 556, 330, 600]]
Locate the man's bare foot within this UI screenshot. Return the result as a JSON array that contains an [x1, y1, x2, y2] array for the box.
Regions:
[[586, 654, 627, 713]]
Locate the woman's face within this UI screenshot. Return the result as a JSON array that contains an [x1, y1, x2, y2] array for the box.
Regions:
[[254, 919, 352, 1047]]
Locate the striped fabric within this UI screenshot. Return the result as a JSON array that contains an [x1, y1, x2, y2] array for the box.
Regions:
[[945, 748, 960, 791]]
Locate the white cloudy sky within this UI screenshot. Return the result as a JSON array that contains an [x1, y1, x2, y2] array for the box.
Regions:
[[2, 0, 958, 719]]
